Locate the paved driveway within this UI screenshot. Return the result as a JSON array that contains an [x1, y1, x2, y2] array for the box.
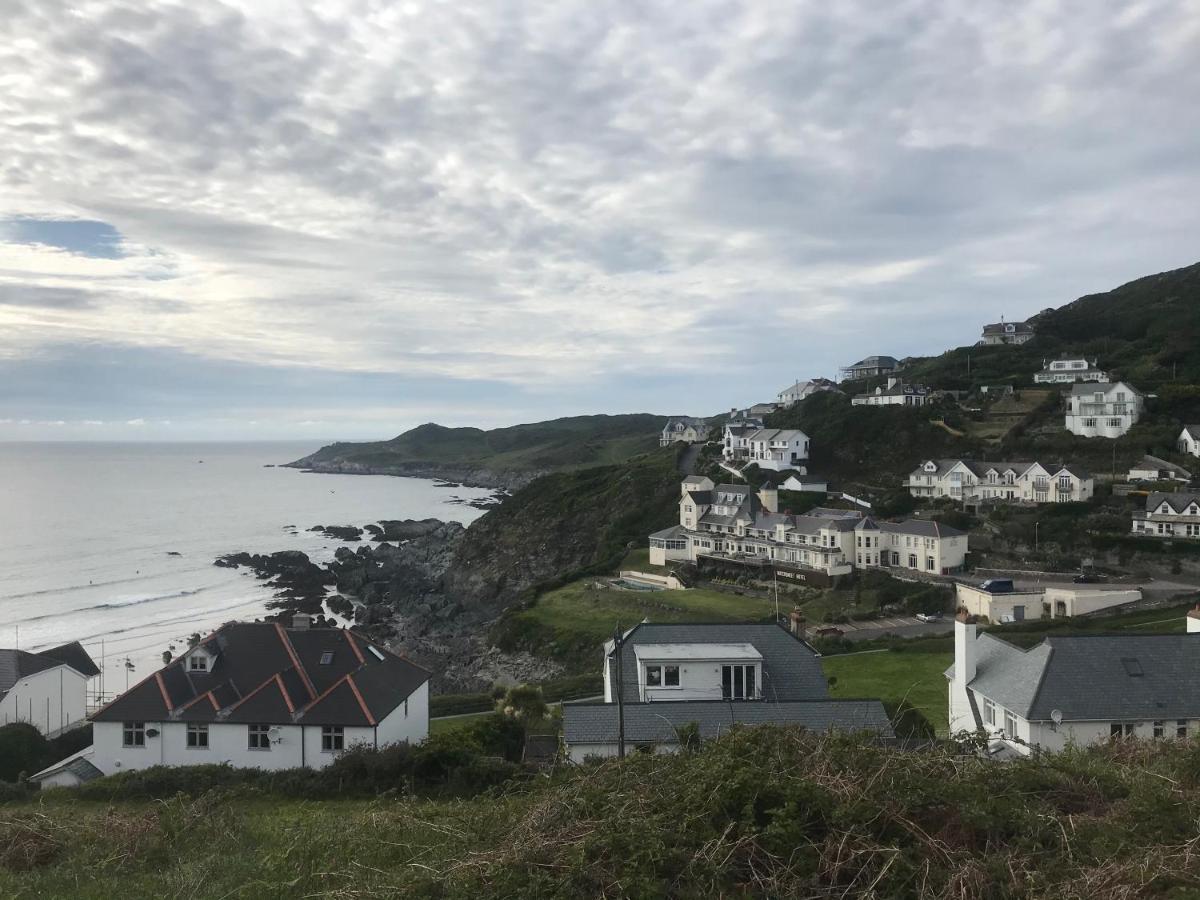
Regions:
[[815, 616, 955, 642]]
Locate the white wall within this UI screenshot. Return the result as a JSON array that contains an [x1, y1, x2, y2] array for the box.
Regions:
[[0, 667, 88, 736], [566, 741, 678, 764], [376, 682, 429, 745], [1044, 587, 1141, 618], [637, 658, 758, 703]]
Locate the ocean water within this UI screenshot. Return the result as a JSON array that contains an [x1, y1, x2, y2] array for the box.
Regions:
[[0, 442, 491, 700]]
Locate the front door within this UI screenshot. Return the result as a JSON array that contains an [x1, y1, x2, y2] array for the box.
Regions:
[[1013, 605, 1025, 621]]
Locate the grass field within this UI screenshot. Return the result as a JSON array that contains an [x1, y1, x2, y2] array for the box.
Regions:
[[429, 712, 494, 734], [510, 579, 777, 663], [823, 651, 952, 735]]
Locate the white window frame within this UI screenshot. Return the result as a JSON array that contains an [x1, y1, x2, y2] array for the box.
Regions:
[[122, 721, 146, 747], [321, 725, 345, 752], [186, 723, 209, 749], [248, 724, 271, 751]]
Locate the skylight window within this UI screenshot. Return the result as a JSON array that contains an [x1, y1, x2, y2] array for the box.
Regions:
[[319, 651, 335, 666], [1121, 658, 1144, 677]]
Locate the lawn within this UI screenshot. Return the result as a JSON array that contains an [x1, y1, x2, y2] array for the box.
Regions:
[[510, 578, 777, 664], [430, 712, 493, 735], [617, 546, 672, 577], [823, 651, 952, 736]]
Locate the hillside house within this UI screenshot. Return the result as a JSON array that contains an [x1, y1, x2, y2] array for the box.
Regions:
[[908, 459, 1093, 504], [1132, 492, 1200, 540], [1034, 357, 1109, 384], [851, 378, 931, 407], [722, 426, 810, 472], [42, 618, 429, 787], [1128, 455, 1192, 483], [1179, 426, 1200, 458], [979, 319, 1034, 345], [840, 355, 899, 382], [0, 642, 98, 737], [853, 517, 967, 575], [777, 378, 838, 407], [649, 478, 859, 578], [561, 621, 892, 761], [948, 610, 1200, 755], [1065, 381, 1144, 438], [659, 417, 709, 447]]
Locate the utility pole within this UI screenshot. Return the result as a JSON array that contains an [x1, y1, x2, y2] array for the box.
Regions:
[[613, 624, 626, 759], [1034, 521, 1039, 554]]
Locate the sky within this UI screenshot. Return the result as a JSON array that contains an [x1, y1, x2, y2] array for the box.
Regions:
[[2, 0, 1199, 442]]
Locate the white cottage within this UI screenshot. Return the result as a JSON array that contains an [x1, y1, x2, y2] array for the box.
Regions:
[[948, 609, 1200, 756], [1132, 492, 1200, 540], [40, 618, 430, 786], [0, 642, 98, 737], [908, 459, 1093, 504], [1178, 425, 1200, 459], [1033, 357, 1109, 384]]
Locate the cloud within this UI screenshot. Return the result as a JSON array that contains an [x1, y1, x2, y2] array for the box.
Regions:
[[0, 0, 1198, 437]]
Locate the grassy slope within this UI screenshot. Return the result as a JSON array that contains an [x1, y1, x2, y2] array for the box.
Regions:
[[9, 729, 1200, 897], [291, 414, 665, 475], [823, 651, 952, 735]]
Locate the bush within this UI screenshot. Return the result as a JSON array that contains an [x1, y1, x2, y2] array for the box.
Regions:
[[0, 724, 50, 783]]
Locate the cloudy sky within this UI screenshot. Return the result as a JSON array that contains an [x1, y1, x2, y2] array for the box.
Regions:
[[2, 0, 1198, 441]]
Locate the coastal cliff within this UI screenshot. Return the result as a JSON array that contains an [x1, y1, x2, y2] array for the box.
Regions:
[[283, 414, 664, 491]]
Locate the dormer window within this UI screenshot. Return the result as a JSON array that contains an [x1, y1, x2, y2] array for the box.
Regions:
[[188, 654, 208, 673]]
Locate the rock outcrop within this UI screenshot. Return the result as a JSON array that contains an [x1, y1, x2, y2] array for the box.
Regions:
[[214, 550, 333, 614]]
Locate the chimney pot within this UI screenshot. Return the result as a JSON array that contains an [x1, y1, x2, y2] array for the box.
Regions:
[[789, 606, 806, 638]]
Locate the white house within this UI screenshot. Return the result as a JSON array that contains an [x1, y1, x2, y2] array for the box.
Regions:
[[722, 426, 810, 472], [853, 517, 968, 575], [1132, 492, 1200, 540], [1178, 425, 1200, 459], [0, 642, 98, 737], [840, 355, 899, 382], [649, 478, 859, 578], [41, 617, 430, 786], [1065, 381, 1144, 438], [948, 609, 1200, 756], [1128, 455, 1192, 483], [955, 582, 1142, 623], [979, 319, 1034, 345], [908, 459, 1093, 504], [851, 378, 931, 407], [777, 379, 838, 408], [561, 621, 892, 762], [659, 417, 709, 447], [1033, 357, 1109, 384]]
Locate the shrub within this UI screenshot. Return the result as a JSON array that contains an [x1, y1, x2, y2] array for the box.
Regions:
[[0, 724, 51, 783]]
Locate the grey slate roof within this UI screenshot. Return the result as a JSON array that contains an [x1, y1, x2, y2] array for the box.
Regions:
[[949, 633, 1200, 722], [1069, 381, 1141, 397], [910, 458, 1092, 481], [982, 321, 1033, 334], [563, 699, 894, 745], [649, 525, 686, 541], [1132, 456, 1192, 479], [845, 355, 898, 370], [30, 747, 106, 785], [92, 622, 428, 727], [606, 623, 828, 704], [1146, 492, 1200, 513]]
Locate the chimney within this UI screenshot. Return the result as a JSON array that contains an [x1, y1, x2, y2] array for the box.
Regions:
[[1188, 605, 1200, 634], [954, 607, 978, 685], [292, 613, 311, 630], [789, 607, 806, 639]]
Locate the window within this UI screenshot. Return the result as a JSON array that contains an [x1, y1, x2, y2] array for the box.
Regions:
[[664, 665, 680, 687], [721, 665, 756, 700], [983, 699, 996, 727], [926, 557, 935, 571], [1108, 418, 1122, 428], [645, 665, 662, 687], [1110, 723, 1135, 738], [1003, 710, 1017, 740], [319, 651, 335, 665], [248, 724, 271, 750], [188, 654, 207, 672], [321, 726, 344, 752], [1179, 720, 1189, 738], [122, 722, 145, 747], [1153, 721, 1165, 738], [186, 723, 209, 749]]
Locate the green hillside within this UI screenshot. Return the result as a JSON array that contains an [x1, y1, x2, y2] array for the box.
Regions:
[[7, 729, 1200, 898], [286, 414, 665, 486]]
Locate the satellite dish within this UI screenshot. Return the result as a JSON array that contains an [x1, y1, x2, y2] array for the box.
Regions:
[[1051, 709, 1063, 725]]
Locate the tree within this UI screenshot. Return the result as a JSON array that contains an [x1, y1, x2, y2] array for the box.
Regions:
[[0, 723, 51, 782], [495, 684, 548, 723]]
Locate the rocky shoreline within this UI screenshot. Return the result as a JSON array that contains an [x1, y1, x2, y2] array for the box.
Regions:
[[213, 517, 562, 691]]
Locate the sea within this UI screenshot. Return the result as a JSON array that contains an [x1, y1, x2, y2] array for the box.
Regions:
[[0, 442, 492, 702]]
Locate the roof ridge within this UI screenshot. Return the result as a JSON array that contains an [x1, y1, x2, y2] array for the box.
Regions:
[[345, 673, 376, 726]]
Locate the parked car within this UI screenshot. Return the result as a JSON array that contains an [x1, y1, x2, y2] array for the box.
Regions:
[[915, 612, 943, 623], [814, 626, 845, 638], [979, 578, 1015, 593], [1073, 572, 1107, 584]]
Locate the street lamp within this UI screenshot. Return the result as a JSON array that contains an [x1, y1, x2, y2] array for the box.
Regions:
[[1034, 521, 1040, 555]]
